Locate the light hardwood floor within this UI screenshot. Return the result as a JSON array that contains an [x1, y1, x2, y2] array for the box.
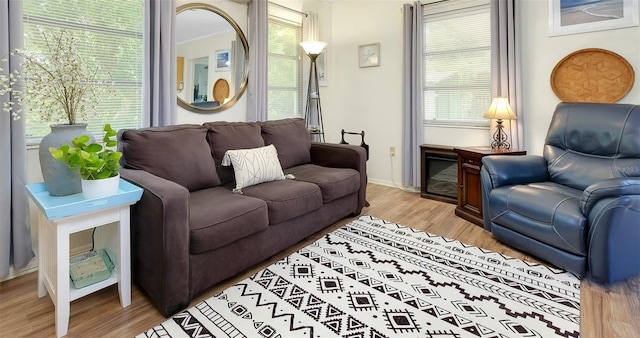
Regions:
[[1, 183, 639, 337]]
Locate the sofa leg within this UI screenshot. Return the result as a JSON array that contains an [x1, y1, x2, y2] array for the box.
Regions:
[[351, 208, 363, 217]]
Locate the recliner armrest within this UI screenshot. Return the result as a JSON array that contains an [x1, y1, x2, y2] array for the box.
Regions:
[[120, 168, 192, 316], [580, 177, 640, 215], [481, 155, 549, 189]]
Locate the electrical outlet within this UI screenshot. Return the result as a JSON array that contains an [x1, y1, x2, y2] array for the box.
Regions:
[[389, 146, 396, 157]]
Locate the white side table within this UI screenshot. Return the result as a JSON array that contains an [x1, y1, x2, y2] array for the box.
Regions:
[[26, 179, 142, 338]]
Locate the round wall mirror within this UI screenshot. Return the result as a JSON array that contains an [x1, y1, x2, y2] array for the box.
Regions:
[[176, 3, 249, 113]]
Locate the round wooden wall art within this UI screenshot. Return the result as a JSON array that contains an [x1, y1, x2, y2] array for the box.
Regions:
[[550, 48, 635, 103], [213, 78, 230, 103]]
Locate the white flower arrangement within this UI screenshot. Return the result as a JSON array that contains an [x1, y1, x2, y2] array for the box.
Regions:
[[0, 29, 113, 123]]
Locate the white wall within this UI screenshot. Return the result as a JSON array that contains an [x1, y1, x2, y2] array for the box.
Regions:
[[519, 0, 640, 155], [327, 0, 639, 187], [327, 0, 487, 188], [327, 1, 405, 187]]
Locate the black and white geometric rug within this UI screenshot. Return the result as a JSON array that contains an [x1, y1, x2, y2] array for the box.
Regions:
[[137, 215, 580, 338]]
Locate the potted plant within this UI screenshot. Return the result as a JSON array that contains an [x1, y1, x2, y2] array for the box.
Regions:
[[1, 29, 114, 196], [49, 124, 122, 199]]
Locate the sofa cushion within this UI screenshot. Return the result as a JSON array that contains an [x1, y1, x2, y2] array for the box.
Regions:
[[488, 181, 587, 256], [258, 118, 311, 169], [222, 144, 285, 193], [241, 179, 322, 224], [285, 164, 360, 203], [119, 125, 220, 191], [189, 187, 269, 254], [204, 121, 265, 184]]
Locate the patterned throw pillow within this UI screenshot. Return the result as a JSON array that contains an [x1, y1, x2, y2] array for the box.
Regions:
[[222, 144, 285, 194]]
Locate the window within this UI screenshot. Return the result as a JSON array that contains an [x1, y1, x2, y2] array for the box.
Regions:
[[23, 0, 143, 140], [422, 0, 491, 125], [267, 8, 303, 121]]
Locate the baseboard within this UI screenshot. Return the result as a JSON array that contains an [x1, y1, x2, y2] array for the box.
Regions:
[[0, 258, 38, 283], [0, 243, 93, 282], [368, 178, 395, 187], [368, 178, 420, 194]]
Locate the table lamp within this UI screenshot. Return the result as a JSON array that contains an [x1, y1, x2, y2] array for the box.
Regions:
[[483, 97, 517, 149]]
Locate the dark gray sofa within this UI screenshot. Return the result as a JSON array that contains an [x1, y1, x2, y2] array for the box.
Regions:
[[118, 118, 367, 316], [481, 102, 640, 284]]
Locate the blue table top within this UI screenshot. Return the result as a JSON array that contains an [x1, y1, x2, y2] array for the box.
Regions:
[[26, 179, 143, 221]]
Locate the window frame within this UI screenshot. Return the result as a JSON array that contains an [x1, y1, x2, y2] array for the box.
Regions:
[[421, 0, 492, 127], [266, 11, 304, 121], [22, 0, 143, 143]]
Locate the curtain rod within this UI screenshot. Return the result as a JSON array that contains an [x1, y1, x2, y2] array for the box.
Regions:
[[268, 1, 308, 17]]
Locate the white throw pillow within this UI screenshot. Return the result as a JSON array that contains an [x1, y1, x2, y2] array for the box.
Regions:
[[222, 144, 285, 193]]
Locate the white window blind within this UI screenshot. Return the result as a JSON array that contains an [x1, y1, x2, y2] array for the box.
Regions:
[[267, 7, 303, 121], [423, 0, 491, 125], [23, 0, 143, 140]]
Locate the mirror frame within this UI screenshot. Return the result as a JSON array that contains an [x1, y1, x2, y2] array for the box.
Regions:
[[176, 2, 249, 113]]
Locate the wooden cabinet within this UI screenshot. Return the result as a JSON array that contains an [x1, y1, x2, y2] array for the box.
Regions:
[[454, 146, 526, 226], [177, 56, 184, 91]]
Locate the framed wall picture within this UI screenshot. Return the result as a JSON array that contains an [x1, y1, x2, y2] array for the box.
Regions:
[[358, 43, 380, 68], [215, 49, 230, 71], [317, 49, 327, 86], [549, 0, 639, 36]]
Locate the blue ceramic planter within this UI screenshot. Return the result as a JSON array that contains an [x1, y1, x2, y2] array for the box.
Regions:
[[38, 124, 93, 196]]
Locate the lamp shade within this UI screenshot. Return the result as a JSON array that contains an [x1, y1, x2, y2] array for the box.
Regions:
[[300, 41, 327, 55], [483, 97, 517, 120]]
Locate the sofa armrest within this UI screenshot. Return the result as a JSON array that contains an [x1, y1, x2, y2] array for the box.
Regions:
[[310, 142, 368, 212], [120, 168, 191, 316], [481, 155, 549, 189], [580, 177, 640, 215]]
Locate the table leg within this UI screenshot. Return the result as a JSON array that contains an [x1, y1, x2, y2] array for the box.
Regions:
[[55, 226, 70, 338], [37, 213, 47, 298], [118, 206, 131, 307]]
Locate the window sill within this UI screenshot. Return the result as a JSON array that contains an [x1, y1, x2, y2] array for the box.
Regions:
[[423, 122, 489, 130], [26, 140, 41, 150]]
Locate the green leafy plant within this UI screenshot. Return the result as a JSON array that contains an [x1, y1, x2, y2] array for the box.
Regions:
[[49, 124, 122, 180]]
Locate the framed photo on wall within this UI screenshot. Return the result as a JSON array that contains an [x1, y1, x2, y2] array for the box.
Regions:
[[549, 0, 639, 36], [317, 49, 327, 86], [215, 49, 230, 71], [358, 43, 380, 68]]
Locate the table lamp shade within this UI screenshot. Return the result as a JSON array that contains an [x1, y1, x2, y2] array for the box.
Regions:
[[300, 41, 327, 56], [483, 97, 517, 120]]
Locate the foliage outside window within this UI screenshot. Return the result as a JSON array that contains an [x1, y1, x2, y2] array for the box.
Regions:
[[422, 0, 491, 126], [267, 15, 303, 121], [23, 0, 143, 140]]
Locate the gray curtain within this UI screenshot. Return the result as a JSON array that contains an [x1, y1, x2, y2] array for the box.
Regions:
[[306, 12, 319, 41], [491, 0, 523, 149], [247, 0, 268, 122], [143, 0, 176, 127], [402, 2, 424, 188], [1, 0, 35, 278]]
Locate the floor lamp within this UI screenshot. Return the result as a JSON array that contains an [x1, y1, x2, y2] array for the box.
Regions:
[[483, 97, 517, 149], [300, 41, 326, 142]]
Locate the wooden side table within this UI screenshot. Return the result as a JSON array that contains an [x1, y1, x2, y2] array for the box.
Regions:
[[25, 179, 142, 338], [454, 146, 526, 226]]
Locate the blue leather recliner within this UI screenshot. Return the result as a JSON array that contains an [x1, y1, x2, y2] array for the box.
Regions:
[[481, 102, 640, 284]]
